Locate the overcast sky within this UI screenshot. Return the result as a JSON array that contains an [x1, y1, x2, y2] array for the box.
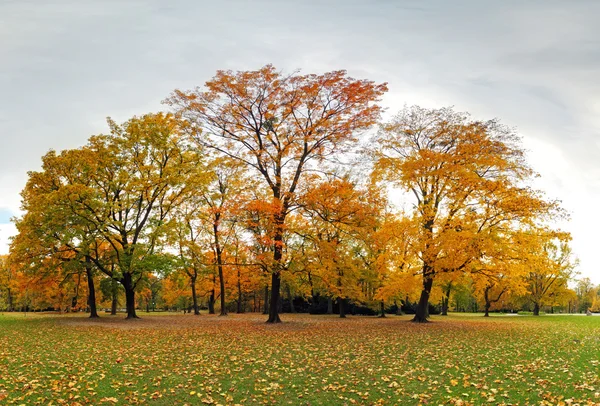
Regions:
[[1, 0, 599, 281]]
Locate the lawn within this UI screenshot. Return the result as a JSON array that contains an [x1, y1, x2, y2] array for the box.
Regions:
[[0, 312, 599, 405]]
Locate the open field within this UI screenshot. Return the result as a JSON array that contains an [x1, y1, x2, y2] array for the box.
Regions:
[[1, 313, 599, 405]]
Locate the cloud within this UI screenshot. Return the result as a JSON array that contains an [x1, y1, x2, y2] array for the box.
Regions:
[[1, 0, 598, 280]]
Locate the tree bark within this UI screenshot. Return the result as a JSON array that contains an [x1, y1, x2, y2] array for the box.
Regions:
[[85, 259, 99, 318], [484, 286, 491, 317], [339, 297, 347, 318], [267, 223, 284, 323], [412, 274, 434, 323], [441, 283, 452, 316], [191, 275, 200, 315], [236, 268, 243, 313], [533, 302, 540, 316], [379, 299, 386, 318], [208, 282, 216, 315], [213, 221, 227, 317], [327, 297, 333, 314], [267, 272, 282, 323], [121, 272, 139, 319]]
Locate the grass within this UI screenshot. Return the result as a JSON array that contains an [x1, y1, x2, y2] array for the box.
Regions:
[[1, 312, 599, 405]]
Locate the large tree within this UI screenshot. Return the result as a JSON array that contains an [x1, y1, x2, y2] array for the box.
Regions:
[[373, 106, 552, 322], [166, 65, 387, 322], [12, 113, 195, 319]]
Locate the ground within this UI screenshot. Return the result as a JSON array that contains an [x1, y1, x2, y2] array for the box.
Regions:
[[0, 312, 599, 405]]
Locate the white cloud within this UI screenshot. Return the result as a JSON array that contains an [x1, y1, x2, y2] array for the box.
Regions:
[[1, 0, 598, 280]]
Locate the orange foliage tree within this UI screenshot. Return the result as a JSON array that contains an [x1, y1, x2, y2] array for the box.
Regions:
[[166, 65, 387, 323], [373, 106, 556, 322]]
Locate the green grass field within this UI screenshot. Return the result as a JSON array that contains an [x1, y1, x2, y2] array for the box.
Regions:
[[1, 312, 599, 405]]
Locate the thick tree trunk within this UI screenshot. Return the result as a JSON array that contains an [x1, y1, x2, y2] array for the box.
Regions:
[[263, 285, 269, 314], [533, 302, 540, 316], [327, 297, 333, 314], [85, 261, 99, 318], [267, 272, 282, 323], [122, 273, 139, 319], [339, 298, 347, 318], [379, 299, 386, 318], [191, 276, 200, 315], [484, 286, 491, 317], [218, 267, 227, 317], [412, 274, 434, 323], [267, 224, 284, 323]]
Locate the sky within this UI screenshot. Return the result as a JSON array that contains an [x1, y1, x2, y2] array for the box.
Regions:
[[1, 0, 599, 281]]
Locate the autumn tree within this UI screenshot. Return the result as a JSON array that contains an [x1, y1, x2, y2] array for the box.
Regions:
[[373, 106, 553, 322], [12, 113, 195, 319], [0, 255, 15, 311], [10, 148, 107, 318], [519, 228, 575, 315], [166, 65, 387, 323], [575, 277, 596, 313]]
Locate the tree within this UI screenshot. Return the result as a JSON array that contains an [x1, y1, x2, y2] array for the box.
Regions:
[[373, 106, 552, 322], [519, 228, 575, 315], [166, 65, 387, 322], [575, 277, 595, 313], [12, 113, 195, 319], [0, 255, 15, 311], [10, 147, 107, 318]]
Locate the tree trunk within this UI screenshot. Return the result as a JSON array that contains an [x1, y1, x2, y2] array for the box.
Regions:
[[191, 275, 200, 315], [287, 285, 296, 313], [213, 222, 227, 317], [379, 299, 386, 318], [267, 222, 284, 323], [339, 297, 347, 318], [208, 285, 215, 315], [483, 286, 491, 317], [122, 273, 139, 319], [533, 302, 540, 316], [85, 260, 99, 318], [267, 272, 282, 323], [263, 285, 269, 314], [395, 300, 403, 315], [412, 274, 434, 323], [237, 268, 243, 313], [6, 288, 13, 312], [327, 297, 333, 314], [441, 283, 452, 316]]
